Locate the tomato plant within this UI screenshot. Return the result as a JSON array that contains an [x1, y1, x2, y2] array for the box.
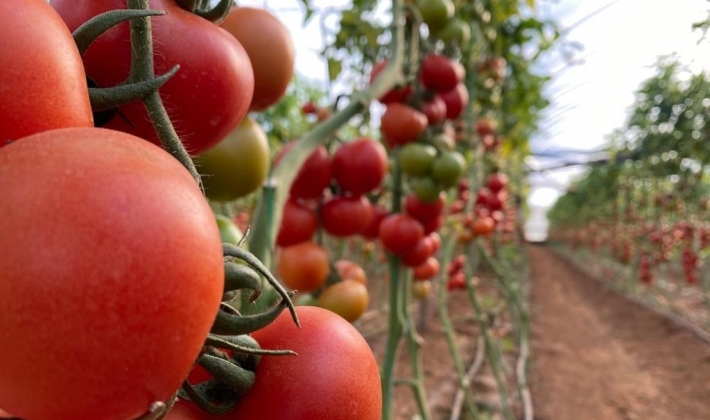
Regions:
[[0, 127, 224, 420], [278, 241, 330, 292], [1, 0, 93, 146], [220, 7, 294, 111], [197, 117, 270, 201], [226, 307, 382, 419], [52, 0, 254, 155]]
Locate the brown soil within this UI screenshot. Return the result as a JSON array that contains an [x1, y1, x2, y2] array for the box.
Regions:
[[529, 244, 710, 420]]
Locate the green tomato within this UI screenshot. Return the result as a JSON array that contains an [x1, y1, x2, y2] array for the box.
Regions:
[[215, 214, 243, 245], [197, 117, 270, 202], [417, 0, 455, 35], [431, 151, 466, 187], [438, 19, 471, 46], [410, 176, 442, 203], [398, 143, 437, 177], [295, 293, 320, 307]]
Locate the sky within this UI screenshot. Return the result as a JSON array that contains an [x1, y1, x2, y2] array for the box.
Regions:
[[235, 0, 710, 239]]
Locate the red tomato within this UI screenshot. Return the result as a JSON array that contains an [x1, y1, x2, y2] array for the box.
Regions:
[[277, 241, 330, 292], [332, 138, 388, 196], [276, 199, 319, 247], [1, 0, 92, 146], [401, 236, 436, 267], [486, 172, 509, 193], [0, 408, 12, 418], [440, 83, 469, 120], [405, 193, 446, 223], [429, 232, 442, 252], [276, 142, 332, 200], [379, 214, 424, 255], [422, 216, 444, 234], [472, 217, 496, 236], [320, 195, 374, 237], [414, 257, 441, 280], [0, 127, 224, 420], [381, 103, 428, 147], [220, 7, 294, 111], [421, 95, 448, 125], [421, 54, 465, 93], [361, 204, 390, 239], [370, 60, 412, 104], [231, 307, 382, 419], [52, 0, 254, 155], [476, 118, 498, 136], [335, 260, 368, 285]]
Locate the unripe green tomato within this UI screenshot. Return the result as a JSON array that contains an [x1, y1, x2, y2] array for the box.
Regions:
[[215, 214, 243, 245], [417, 0, 455, 35], [431, 150, 466, 187], [197, 117, 270, 201], [438, 19, 471, 46], [410, 176, 442, 203], [399, 143, 437, 177]]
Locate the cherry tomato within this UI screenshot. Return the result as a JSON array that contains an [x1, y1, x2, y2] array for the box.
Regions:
[[52, 0, 254, 155], [417, 0, 455, 35], [276, 199, 319, 247], [230, 307, 382, 419], [422, 215, 444, 235], [318, 280, 369, 322], [320, 195, 374, 237], [1, 0, 93, 146], [486, 172, 509, 193], [278, 241, 330, 292], [220, 7, 294, 111], [332, 138, 388, 196], [0, 127, 224, 420], [440, 83, 469, 120], [197, 117, 270, 201], [410, 176, 443, 203], [379, 214, 424, 255], [429, 232, 442, 252], [472, 217, 496, 236], [402, 236, 436, 267], [370, 60, 412, 104], [335, 260, 368, 285], [361, 204, 390, 239], [275, 142, 332, 200], [414, 257, 441, 280], [438, 19, 472, 45], [421, 54, 465, 94], [381, 103, 428, 147], [431, 151, 466, 187], [412, 280, 432, 299], [476, 118, 498, 137], [421, 95, 448, 125], [405, 193, 446, 223], [398, 143, 437, 177]]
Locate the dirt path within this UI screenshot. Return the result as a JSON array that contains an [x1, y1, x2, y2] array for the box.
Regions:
[[528, 244, 710, 420]]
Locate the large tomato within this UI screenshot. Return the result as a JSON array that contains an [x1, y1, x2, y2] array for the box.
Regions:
[[0, 127, 224, 420], [276, 199, 319, 247], [332, 138, 388, 196], [231, 307, 382, 419], [276, 142, 332, 200], [220, 7, 294, 111], [52, 0, 254, 155], [1, 0, 93, 146], [197, 117, 270, 201], [320, 195, 374, 237], [277, 241, 330, 292]]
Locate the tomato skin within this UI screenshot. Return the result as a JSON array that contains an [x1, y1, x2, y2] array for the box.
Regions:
[[405, 193, 446, 223], [197, 117, 270, 201], [486, 172, 509, 193], [278, 241, 330, 292], [440, 83, 469, 120], [381, 103, 428, 147], [220, 7, 294, 111], [421, 95, 448, 125], [0, 127, 224, 420], [361, 204, 390, 239], [421, 54, 465, 94], [276, 142, 332, 200], [370, 60, 412, 104], [412, 280, 432, 299], [401, 236, 436, 267], [332, 138, 388, 196], [320, 195, 374, 237], [318, 280, 370, 322], [228, 307, 381, 419], [52, 0, 254, 155], [276, 199, 319, 247], [431, 151, 466, 187], [398, 143, 437, 177], [379, 214, 424, 255], [472, 217, 496, 236], [1, 0, 93, 146], [414, 257, 441, 280], [418, 0, 455, 34]]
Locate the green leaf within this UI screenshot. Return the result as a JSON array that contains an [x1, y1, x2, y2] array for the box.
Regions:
[[327, 58, 343, 82]]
